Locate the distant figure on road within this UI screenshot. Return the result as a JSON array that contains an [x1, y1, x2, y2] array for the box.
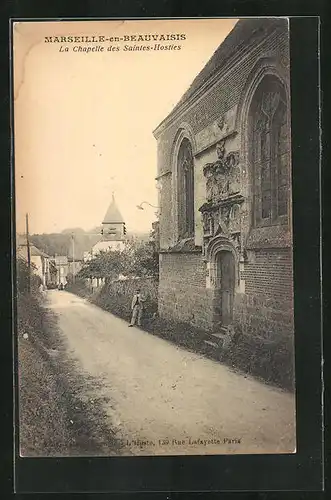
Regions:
[[129, 288, 146, 327]]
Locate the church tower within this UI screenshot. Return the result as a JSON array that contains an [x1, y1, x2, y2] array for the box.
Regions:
[[90, 194, 126, 256], [101, 193, 125, 241]]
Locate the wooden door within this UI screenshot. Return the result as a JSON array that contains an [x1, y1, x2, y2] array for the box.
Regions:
[[217, 251, 235, 326]]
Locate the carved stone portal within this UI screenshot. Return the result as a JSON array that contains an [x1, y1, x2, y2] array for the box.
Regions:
[[199, 142, 244, 261]]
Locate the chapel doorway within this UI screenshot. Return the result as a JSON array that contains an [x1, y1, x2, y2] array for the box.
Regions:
[[215, 250, 236, 326]]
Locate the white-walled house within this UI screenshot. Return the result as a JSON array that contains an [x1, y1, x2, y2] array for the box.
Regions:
[[17, 236, 52, 287]]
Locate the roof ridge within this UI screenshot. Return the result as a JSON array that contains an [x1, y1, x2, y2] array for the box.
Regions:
[[153, 18, 286, 137]]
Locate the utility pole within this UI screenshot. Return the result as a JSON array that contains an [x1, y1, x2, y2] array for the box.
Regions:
[[72, 232, 75, 284], [55, 253, 59, 286], [25, 213, 31, 293]]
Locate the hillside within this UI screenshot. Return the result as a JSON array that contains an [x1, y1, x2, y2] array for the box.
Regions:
[[61, 228, 86, 234], [29, 228, 152, 259], [30, 232, 99, 260]]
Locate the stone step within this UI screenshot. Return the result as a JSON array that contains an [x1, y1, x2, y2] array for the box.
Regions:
[[203, 340, 219, 348], [211, 331, 233, 350], [211, 333, 228, 340]]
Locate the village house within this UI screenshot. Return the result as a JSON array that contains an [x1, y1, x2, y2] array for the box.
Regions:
[[52, 255, 69, 286], [17, 236, 56, 287], [67, 236, 84, 278], [153, 18, 293, 340], [67, 257, 83, 278]]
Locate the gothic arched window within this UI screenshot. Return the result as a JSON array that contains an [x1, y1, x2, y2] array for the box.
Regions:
[[177, 138, 195, 238], [250, 76, 289, 226]]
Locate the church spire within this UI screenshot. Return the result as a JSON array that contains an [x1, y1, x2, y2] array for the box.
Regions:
[[102, 193, 125, 224]]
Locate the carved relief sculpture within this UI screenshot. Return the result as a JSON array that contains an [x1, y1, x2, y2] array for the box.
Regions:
[[216, 139, 226, 160], [220, 206, 231, 228], [204, 143, 241, 203], [227, 151, 241, 195], [229, 204, 241, 232], [203, 212, 213, 235], [205, 169, 228, 202], [217, 115, 229, 136], [229, 165, 241, 194], [230, 233, 241, 253]]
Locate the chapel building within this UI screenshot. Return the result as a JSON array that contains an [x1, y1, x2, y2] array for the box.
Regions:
[[153, 18, 293, 339]]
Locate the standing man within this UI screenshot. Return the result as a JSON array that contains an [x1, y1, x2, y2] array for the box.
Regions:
[[129, 288, 146, 327]]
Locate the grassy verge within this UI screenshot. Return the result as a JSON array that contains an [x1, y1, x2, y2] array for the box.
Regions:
[[67, 282, 294, 392], [17, 291, 122, 456]]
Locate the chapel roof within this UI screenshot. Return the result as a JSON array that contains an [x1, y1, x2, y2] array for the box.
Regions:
[[102, 194, 125, 224], [153, 17, 287, 137]]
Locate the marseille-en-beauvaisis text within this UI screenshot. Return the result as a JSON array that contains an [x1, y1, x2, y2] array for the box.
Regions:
[[45, 34, 186, 43]]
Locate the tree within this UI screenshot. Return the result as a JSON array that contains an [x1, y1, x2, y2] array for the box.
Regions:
[[77, 250, 128, 280], [125, 240, 159, 277], [16, 257, 40, 294], [76, 239, 159, 282], [66, 272, 74, 285]]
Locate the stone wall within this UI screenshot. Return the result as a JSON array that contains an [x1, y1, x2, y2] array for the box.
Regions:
[[158, 252, 214, 330], [157, 173, 173, 250], [238, 247, 294, 335], [98, 277, 159, 320], [244, 248, 293, 303], [158, 247, 294, 337]]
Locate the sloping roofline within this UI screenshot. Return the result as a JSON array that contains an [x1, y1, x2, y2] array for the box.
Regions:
[[17, 237, 50, 258], [102, 194, 125, 224], [153, 17, 287, 139]]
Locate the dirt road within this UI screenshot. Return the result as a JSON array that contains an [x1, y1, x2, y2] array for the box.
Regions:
[[46, 290, 296, 456]]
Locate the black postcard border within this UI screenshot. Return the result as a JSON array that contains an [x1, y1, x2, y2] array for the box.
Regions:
[[7, 14, 323, 494]]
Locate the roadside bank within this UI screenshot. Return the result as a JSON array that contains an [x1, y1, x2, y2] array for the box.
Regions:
[[67, 280, 294, 392], [17, 291, 122, 456]]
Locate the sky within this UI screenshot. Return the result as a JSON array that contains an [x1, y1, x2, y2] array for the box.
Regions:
[[13, 18, 238, 235]]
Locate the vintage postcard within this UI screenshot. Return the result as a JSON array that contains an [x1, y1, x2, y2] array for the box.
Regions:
[[13, 17, 296, 458]]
